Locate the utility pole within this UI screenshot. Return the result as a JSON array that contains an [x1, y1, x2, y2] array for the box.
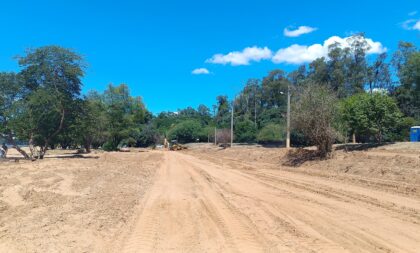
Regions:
[[231, 100, 234, 147], [254, 85, 257, 127], [213, 106, 217, 145], [214, 127, 217, 145], [286, 84, 291, 149]]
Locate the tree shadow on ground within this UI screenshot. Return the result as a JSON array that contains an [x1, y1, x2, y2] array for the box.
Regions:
[[1, 154, 100, 161], [335, 142, 394, 152], [260, 142, 284, 148], [44, 154, 100, 159], [282, 148, 322, 167]]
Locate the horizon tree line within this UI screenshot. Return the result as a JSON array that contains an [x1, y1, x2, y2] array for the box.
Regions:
[[0, 34, 419, 159]]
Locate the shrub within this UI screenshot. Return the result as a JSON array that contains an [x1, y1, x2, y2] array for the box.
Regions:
[[198, 126, 214, 143], [292, 84, 338, 157], [257, 123, 284, 143], [137, 124, 159, 147], [216, 128, 231, 144], [120, 137, 136, 147], [102, 141, 117, 151], [235, 119, 257, 143], [340, 93, 403, 143], [167, 120, 202, 143]]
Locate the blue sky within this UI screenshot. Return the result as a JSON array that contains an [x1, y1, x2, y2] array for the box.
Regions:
[[0, 0, 419, 114]]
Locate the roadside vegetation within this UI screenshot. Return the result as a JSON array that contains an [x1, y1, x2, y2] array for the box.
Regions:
[[0, 34, 419, 159]]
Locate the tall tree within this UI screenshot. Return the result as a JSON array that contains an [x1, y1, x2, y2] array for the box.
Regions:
[[288, 65, 307, 87], [308, 58, 329, 85], [215, 95, 230, 128], [346, 33, 370, 95], [16, 46, 85, 158], [367, 53, 392, 93], [235, 79, 261, 126], [102, 83, 147, 150], [392, 42, 419, 119], [0, 72, 31, 158], [327, 43, 351, 97], [261, 70, 289, 109], [392, 41, 417, 79], [397, 52, 420, 119]]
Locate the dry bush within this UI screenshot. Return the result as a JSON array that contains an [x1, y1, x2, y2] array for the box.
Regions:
[[292, 83, 338, 158], [216, 128, 231, 144]]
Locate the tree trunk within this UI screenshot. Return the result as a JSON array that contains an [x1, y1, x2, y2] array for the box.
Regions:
[[6, 133, 30, 159], [39, 145, 47, 159], [38, 108, 66, 159], [29, 134, 36, 159], [84, 139, 92, 153], [377, 130, 383, 144], [12, 143, 30, 159], [352, 133, 356, 144]]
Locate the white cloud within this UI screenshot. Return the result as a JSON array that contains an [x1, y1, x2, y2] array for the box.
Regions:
[[272, 35, 387, 64], [402, 19, 420, 30], [414, 20, 420, 30], [372, 88, 389, 94], [272, 44, 324, 64], [191, 68, 210, 75], [206, 46, 272, 66], [283, 26, 317, 37], [408, 11, 418, 16]]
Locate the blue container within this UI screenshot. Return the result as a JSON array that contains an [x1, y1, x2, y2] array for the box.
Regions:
[[410, 126, 420, 142]]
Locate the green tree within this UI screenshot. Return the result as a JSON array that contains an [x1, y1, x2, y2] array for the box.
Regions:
[[234, 79, 262, 127], [308, 58, 329, 86], [257, 123, 284, 143], [392, 41, 416, 80], [70, 93, 108, 152], [340, 93, 403, 143], [234, 119, 256, 143], [0, 72, 31, 158], [326, 43, 350, 97], [287, 65, 307, 87], [197, 104, 212, 125], [137, 123, 159, 147], [346, 33, 370, 95], [167, 120, 202, 143], [15, 46, 85, 158], [261, 70, 288, 109], [102, 83, 148, 150], [394, 52, 420, 119], [367, 53, 392, 93], [215, 95, 231, 128]]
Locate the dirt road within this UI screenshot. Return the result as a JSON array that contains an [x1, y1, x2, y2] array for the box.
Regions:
[[115, 151, 420, 253]]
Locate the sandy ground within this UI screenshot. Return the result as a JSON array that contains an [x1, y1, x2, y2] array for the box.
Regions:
[[1, 143, 420, 252], [0, 149, 162, 252]]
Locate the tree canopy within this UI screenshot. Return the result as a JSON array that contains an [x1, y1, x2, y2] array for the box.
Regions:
[[0, 36, 419, 159]]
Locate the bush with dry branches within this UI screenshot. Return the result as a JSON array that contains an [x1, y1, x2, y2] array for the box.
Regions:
[[292, 83, 338, 158]]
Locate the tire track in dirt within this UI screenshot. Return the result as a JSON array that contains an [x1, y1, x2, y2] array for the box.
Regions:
[[177, 156, 267, 253], [118, 152, 265, 253], [244, 170, 420, 223], [195, 152, 420, 197], [116, 151, 420, 252], [194, 152, 420, 223], [180, 153, 348, 252], [180, 151, 420, 252]]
